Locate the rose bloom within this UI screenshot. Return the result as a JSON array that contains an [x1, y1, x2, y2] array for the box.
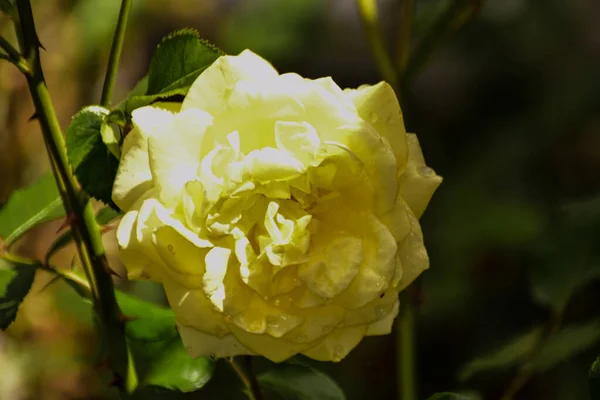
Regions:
[[112, 50, 441, 362]]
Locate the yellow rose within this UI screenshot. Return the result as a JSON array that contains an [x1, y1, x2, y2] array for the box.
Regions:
[[112, 50, 441, 362]]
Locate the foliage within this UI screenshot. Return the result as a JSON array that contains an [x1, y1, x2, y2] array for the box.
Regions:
[[0, 172, 64, 246], [0, 258, 37, 330]]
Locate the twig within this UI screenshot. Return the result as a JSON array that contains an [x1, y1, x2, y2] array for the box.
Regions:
[[13, 0, 137, 394], [397, 289, 418, 400], [356, 0, 398, 92], [227, 357, 265, 400], [100, 0, 132, 108]]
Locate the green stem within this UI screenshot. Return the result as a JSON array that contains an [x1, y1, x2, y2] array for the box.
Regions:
[[100, 0, 132, 107], [397, 0, 414, 76], [397, 290, 417, 400], [356, 0, 398, 92], [227, 357, 264, 400], [0, 36, 29, 73], [13, 0, 137, 394]]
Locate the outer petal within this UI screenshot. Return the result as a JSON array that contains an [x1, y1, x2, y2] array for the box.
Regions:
[[301, 325, 367, 362], [365, 299, 400, 336], [319, 122, 398, 215], [182, 50, 279, 114], [178, 325, 254, 358], [163, 282, 230, 336], [230, 325, 316, 362], [395, 210, 430, 291], [112, 126, 153, 211], [112, 103, 183, 211], [344, 82, 409, 174], [398, 134, 442, 218]]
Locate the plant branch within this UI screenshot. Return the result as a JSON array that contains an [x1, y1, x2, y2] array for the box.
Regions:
[[13, 0, 137, 394], [397, 289, 417, 400], [397, 0, 414, 76], [100, 0, 132, 108], [227, 357, 264, 400], [0, 36, 29, 73], [356, 0, 398, 92]]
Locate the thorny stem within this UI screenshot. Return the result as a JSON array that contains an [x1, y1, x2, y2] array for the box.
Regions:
[[13, 0, 137, 395]]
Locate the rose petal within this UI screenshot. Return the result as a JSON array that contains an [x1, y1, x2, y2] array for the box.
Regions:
[[398, 134, 442, 218], [182, 49, 279, 115], [301, 325, 367, 362], [344, 82, 409, 174], [178, 325, 254, 358]]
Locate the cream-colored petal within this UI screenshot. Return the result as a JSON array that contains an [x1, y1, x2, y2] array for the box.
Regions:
[[365, 299, 400, 336], [283, 304, 346, 344], [398, 134, 442, 218], [182, 50, 279, 114], [342, 287, 397, 327], [163, 282, 230, 336], [203, 247, 232, 311], [301, 325, 367, 362], [298, 235, 363, 299], [178, 325, 254, 359], [230, 325, 315, 363], [117, 195, 171, 282], [232, 293, 303, 337], [245, 147, 305, 183], [344, 82, 409, 174], [146, 109, 213, 207], [275, 121, 320, 165], [320, 210, 397, 308], [395, 210, 430, 291], [112, 125, 153, 211], [152, 225, 209, 288], [319, 122, 398, 215]]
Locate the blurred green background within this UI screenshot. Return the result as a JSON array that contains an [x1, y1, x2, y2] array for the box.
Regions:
[[1, 0, 600, 399]]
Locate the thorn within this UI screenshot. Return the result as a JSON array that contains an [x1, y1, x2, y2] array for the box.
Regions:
[[56, 213, 76, 234], [37, 275, 60, 294], [100, 224, 116, 234], [118, 314, 138, 323], [28, 112, 38, 122], [105, 265, 122, 279], [38, 40, 46, 51]]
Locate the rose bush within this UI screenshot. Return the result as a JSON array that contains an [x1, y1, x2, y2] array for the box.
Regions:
[[112, 50, 442, 362]]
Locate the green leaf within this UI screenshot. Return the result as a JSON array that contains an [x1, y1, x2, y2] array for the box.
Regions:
[[45, 206, 121, 263], [121, 30, 224, 112], [530, 197, 600, 312], [427, 393, 472, 400], [0, 258, 37, 329], [532, 321, 600, 372], [146, 29, 224, 95], [258, 364, 346, 400], [116, 291, 215, 392], [0, 172, 64, 246], [66, 106, 120, 208], [459, 327, 543, 381]]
